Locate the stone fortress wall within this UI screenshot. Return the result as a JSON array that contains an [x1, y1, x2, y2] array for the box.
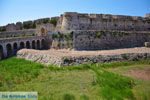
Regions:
[[56, 12, 150, 32], [1, 12, 150, 37], [0, 17, 58, 38], [0, 29, 36, 38], [73, 30, 150, 50], [0, 12, 150, 56]]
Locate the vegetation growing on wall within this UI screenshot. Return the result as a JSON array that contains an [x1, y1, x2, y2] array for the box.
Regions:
[[50, 19, 57, 26], [68, 31, 73, 38], [142, 18, 150, 23], [52, 34, 58, 39], [43, 19, 49, 24], [95, 32, 101, 38], [23, 23, 31, 29], [52, 31, 74, 40], [0, 27, 6, 32], [32, 22, 36, 29], [51, 32, 74, 49]]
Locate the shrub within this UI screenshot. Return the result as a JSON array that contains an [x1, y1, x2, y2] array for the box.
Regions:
[[32, 22, 36, 28], [52, 34, 58, 39], [96, 32, 101, 38], [6, 35, 10, 38], [64, 34, 68, 38], [64, 58, 69, 63], [50, 19, 57, 26], [70, 41, 73, 46], [0, 82, 2, 87], [63, 93, 75, 100], [32, 33, 35, 36], [58, 33, 63, 40], [14, 34, 19, 37], [121, 54, 128, 60], [43, 19, 49, 24], [68, 31, 74, 38], [22, 34, 26, 37], [0, 27, 6, 32], [80, 94, 89, 100], [114, 24, 118, 27], [23, 23, 31, 29]]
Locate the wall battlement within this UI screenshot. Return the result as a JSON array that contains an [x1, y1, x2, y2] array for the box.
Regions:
[[57, 12, 150, 32]]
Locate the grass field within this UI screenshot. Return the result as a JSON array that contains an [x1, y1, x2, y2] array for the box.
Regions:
[[0, 57, 150, 100]]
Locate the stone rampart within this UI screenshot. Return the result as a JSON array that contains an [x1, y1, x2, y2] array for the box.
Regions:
[[0, 29, 36, 38], [58, 12, 150, 32], [73, 30, 150, 50]]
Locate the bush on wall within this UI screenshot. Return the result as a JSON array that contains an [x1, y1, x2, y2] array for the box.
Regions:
[[23, 23, 31, 29], [96, 32, 101, 38], [43, 19, 49, 24], [50, 19, 57, 26], [52, 34, 58, 39]]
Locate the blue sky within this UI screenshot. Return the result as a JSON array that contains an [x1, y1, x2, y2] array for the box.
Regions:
[[0, 0, 150, 26]]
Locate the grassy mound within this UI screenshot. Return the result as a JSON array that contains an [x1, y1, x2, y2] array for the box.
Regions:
[[0, 57, 150, 100]]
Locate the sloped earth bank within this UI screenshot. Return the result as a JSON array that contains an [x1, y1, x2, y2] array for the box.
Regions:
[[17, 47, 150, 66]]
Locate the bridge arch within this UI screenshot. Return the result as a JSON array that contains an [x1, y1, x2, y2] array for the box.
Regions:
[[20, 42, 25, 49], [6, 43, 12, 57], [13, 42, 18, 54], [0, 45, 3, 59], [37, 40, 40, 49], [32, 40, 36, 49], [41, 39, 45, 49], [13, 42, 18, 50], [26, 41, 30, 49]]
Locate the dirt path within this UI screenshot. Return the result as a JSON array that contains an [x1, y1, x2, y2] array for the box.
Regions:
[[126, 68, 150, 80], [19, 47, 150, 57]]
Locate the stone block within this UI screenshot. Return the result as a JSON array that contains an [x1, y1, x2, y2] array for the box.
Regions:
[[145, 42, 150, 47]]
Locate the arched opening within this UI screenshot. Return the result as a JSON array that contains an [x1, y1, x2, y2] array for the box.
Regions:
[[26, 41, 30, 49], [13, 43, 17, 50], [13, 43, 18, 55], [41, 28, 45, 33], [37, 40, 40, 49], [6, 44, 12, 57], [0, 45, 3, 59], [41, 39, 45, 49], [20, 42, 25, 49], [41, 28, 46, 36], [32, 40, 36, 49]]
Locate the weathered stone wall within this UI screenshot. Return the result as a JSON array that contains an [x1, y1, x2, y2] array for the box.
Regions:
[[0, 17, 56, 32], [0, 29, 36, 38], [16, 49, 150, 66], [57, 12, 150, 32], [73, 30, 150, 50], [50, 33, 74, 49], [61, 53, 150, 66], [0, 36, 47, 58], [51, 39, 73, 49], [36, 23, 55, 36]]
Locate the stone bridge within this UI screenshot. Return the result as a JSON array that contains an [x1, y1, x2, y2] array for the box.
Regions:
[[0, 36, 47, 59]]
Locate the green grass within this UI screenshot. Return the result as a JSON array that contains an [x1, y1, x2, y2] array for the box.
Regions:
[[0, 57, 44, 90], [92, 67, 135, 100], [0, 57, 150, 100], [108, 65, 150, 100], [97, 60, 150, 68]]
